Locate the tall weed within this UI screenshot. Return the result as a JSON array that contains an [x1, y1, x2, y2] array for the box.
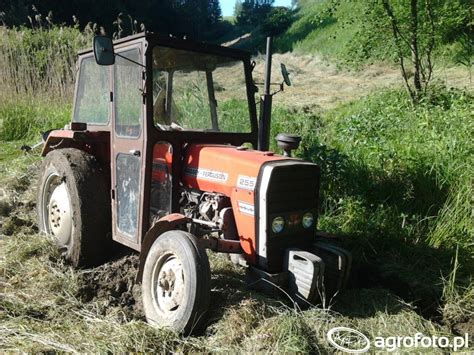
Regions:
[[0, 25, 89, 102]]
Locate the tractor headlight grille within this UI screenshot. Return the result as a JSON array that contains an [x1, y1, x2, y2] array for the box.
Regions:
[[256, 161, 320, 272], [266, 164, 319, 235]]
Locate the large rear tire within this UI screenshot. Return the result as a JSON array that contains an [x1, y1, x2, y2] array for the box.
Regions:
[[37, 148, 111, 267], [142, 230, 211, 334]]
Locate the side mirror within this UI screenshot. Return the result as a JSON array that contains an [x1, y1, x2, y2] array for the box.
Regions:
[[93, 36, 115, 66], [280, 63, 291, 87]]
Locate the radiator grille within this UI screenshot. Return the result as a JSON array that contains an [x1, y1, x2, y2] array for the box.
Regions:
[[266, 164, 320, 214], [257, 162, 321, 272]]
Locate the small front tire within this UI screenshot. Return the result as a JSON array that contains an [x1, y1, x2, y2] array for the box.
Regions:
[[142, 230, 211, 334]]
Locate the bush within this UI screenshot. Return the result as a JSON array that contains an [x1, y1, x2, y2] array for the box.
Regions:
[[261, 7, 294, 37]]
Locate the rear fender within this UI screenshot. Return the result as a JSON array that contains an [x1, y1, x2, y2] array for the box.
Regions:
[[41, 130, 91, 157], [136, 213, 189, 283], [42, 129, 111, 170]]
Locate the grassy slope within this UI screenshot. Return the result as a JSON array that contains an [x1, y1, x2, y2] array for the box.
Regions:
[[275, 0, 471, 69], [274, 1, 362, 59]]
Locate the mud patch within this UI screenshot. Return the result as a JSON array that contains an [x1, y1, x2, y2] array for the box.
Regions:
[[76, 254, 144, 322], [0, 199, 12, 217], [1, 215, 36, 235]]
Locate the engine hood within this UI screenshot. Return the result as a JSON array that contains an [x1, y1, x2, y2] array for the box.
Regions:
[[182, 144, 289, 196]]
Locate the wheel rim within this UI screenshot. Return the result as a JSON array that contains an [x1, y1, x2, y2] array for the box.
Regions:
[[151, 253, 185, 315], [42, 173, 73, 248]]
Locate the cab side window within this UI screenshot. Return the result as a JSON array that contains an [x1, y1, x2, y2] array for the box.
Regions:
[[73, 56, 109, 124], [115, 48, 142, 137]]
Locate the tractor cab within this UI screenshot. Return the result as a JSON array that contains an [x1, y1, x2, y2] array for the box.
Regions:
[[37, 32, 352, 334], [70, 33, 259, 249]]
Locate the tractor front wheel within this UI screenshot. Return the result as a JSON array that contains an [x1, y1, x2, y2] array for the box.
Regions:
[[142, 231, 211, 334], [37, 148, 111, 267]]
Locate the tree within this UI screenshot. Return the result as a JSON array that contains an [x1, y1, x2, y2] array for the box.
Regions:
[[261, 7, 294, 36], [381, 0, 436, 103], [236, 0, 275, 27], [234, 0, 243, 17], [0, 0, 223, 41]]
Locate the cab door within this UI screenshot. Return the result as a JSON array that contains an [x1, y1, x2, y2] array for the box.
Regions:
[[111, 44, 145, 249]]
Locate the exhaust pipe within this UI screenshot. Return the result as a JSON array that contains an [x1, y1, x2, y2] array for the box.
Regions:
[[258, 37, 273, 151]]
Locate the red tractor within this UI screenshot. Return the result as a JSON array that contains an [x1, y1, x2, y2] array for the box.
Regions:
[[37, 33, 351, 333]]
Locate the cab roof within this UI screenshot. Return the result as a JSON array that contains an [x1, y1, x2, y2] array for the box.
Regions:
[[78, 31, 251, 61]]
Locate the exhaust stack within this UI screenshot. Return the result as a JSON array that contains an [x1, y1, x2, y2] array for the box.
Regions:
[[258, 37, 273, 151]]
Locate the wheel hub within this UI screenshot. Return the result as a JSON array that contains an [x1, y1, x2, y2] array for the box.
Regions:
[[154, 256, 184, 313], [46, 180, 72, 247]]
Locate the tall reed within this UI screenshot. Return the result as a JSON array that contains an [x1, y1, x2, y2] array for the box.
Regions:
[[0, 24, 90, 103]]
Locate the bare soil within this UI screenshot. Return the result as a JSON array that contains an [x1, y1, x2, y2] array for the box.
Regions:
[[76, 254, 144, 322]]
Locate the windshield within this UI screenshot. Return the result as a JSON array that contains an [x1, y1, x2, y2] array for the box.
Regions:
[[152, 45, 251, 133]]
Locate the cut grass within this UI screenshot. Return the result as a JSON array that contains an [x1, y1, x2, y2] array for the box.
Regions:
[[0, 233, 459, 352]]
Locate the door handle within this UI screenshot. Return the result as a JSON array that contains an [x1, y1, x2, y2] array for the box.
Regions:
[[129, 149, 141, 157]]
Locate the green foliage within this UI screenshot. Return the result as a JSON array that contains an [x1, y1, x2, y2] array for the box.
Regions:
[[236, 0, 275, 27], [259, 88, 473, 308], [319, 88, 473, 249], [0, 100, 71, 141], [1, 0, 224, 42], [276, 0, 472, 66], [218, 99, 253, 133], [0, 25, 89, 101], [274, 1, 356, 56], [261, 7, 295, 36]]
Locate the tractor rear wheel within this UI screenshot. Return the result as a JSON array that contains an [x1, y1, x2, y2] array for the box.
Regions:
[[37, 148, 111, 267], [142, 230, 211, 334]]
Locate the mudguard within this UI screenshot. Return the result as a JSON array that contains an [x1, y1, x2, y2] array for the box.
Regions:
[[135, 213, 189, 283]]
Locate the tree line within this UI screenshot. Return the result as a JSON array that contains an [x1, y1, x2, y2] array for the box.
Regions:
[[0, 0, 226, 40], [0, 0, 297, 41]]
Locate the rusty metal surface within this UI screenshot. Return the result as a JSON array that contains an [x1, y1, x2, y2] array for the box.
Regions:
[[198, 238, 243, 254]]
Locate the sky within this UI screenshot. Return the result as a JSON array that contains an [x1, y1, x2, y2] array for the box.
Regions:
[[219, 0, 293, 17]]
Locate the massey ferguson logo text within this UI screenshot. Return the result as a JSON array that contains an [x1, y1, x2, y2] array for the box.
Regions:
[[185, 167, 228, 183]]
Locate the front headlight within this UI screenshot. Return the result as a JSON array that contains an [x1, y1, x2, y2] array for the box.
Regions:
[[302, 212, 314, 229], [272, 216, 285, 233]]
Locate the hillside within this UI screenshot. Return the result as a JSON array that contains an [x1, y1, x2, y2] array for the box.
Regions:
[[273, 0, 472, 67]]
